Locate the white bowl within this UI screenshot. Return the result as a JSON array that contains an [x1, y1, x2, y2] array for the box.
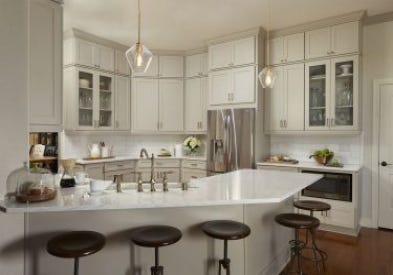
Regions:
[[90, 180, 112, 193]]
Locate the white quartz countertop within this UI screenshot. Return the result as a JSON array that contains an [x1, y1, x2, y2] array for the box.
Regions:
[[76, 155, 207, 165], [0, 169, 322, 214], [256, 161, 361, 173]]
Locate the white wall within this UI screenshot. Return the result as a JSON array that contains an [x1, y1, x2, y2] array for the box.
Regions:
[[361, 20, 393, 226], [61, 133, 206, 158], [0, 0, 29, 273], [270, 135, 362, 164]]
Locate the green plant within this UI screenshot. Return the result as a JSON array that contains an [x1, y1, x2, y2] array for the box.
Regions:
[[313, 148, 334, 157]]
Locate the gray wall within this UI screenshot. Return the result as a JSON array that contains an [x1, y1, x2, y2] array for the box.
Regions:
[[360, 19, 393, 226], [0, 0, 29, 273]]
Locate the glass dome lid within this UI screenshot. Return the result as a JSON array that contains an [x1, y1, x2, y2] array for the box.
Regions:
[[6, 163, 56, 203]]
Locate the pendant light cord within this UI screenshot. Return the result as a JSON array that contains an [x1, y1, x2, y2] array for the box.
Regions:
[[266, 0, 271, 66], [137, 0, 141, 43]]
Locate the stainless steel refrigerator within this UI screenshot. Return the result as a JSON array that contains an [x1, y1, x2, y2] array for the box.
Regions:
[[207, 108, 255, 175]]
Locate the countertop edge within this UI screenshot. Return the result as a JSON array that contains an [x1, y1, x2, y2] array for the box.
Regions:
[[256, 161, 362, 173]]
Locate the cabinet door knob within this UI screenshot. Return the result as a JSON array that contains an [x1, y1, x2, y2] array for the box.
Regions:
[[326, 118, 329, 127]]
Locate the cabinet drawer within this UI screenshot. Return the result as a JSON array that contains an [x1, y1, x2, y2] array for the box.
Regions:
[[105, 161, 135, 172], [181, 168, 207, 182], [182, 160, 207, 170], [136, 168, 180, 182], [137, 159, 181, 168]]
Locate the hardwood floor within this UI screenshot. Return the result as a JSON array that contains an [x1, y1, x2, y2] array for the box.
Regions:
[[283, 228, 393, 275]]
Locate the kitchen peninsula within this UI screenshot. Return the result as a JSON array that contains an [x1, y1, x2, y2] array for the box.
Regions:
[[0, 170, 321, 275]]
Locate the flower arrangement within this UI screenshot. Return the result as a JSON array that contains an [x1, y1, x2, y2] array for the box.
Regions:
[[183, 136, 202, 155]]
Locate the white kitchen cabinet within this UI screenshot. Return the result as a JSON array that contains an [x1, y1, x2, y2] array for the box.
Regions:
[[186, 53, 208, 77], [115, 50, 131, 76], [114, 76, 131, 131], [270, 33, 305, 65], [181, 169, 207, 182], [305, 55, 359, 131], [29, 0, 62, 130], [159, 56, 184, 78], [131, 78, 159, 132], [159, 79, 184, 131], [68, 38, 115, 72], [64, 67, 115, 131], [209, 36, 256, 70], [185, 78, 207, 132], [132, 55, 159, 77], [209, 66, 256, 106], [132, 78, 184, 133], [265, 64, 304, 132], [305, 22, 359, 59]]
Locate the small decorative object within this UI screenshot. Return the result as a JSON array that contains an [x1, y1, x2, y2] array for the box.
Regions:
[[183, 136, 202, 155], [309, 148, 334, 166]]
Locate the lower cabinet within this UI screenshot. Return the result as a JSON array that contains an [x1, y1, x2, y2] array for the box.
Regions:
[[76, 163, 105, 180], [137, 168, 180, 183], [181, 169, 207, 182]]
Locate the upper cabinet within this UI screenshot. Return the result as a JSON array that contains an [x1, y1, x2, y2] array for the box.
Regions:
[[305, 55, 359, 131], [186, 53, 208, 77], [159, 56, 184, 78], [185, 78, 207, 132], [209, 36, 256, 70], [265, 64, 305, 132], [270, 33, 304, 65], [305, 22, 359, 59], [64, 38, 115, 72], [29, 0, 62, 131], [115, 50, 131, 76], [209, 66, 256, 106], [131, 79, 184, 133], [132, 55, 183, 78]]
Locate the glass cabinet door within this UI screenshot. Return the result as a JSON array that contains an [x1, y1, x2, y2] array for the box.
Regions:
[[331, 56, 358, 130], [78, 71, 94, 128], [305, 61, 330, 130], [98, 74, 113, 128]]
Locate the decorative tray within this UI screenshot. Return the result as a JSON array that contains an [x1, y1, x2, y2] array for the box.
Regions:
[[264, 159, 299, 165]]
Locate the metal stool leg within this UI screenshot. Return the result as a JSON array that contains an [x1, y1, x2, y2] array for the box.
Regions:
[[74, 257, 79, 275], [310, 228, 327, 271], [218, 240, 231, 275], [151, 247, 164, 275]]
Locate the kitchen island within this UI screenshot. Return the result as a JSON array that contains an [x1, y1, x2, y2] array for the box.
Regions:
[[0, 169, 322, 275]]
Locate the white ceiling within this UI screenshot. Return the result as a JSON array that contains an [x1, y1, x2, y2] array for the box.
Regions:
[[64, 0, 393, 51]]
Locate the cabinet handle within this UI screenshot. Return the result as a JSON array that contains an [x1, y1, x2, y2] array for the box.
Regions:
[[326, 118, 330, 127], [284, 120, 287, 128], [330, 51, 335, 54], [200, 121, 203, 129], [280, 120, 283, 128]]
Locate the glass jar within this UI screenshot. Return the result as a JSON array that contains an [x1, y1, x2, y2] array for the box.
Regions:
[[6, 163, 56, 203]]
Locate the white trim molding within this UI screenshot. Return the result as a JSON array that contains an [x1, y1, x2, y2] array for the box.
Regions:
[[371, 78, 393, 228]]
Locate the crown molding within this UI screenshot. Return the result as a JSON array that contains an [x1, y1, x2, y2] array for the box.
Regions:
[[364, 11, 393, 26], [206, 27, 266, 45]]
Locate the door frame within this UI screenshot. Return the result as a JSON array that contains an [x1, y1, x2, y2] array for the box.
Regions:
[[371, 78, 393, 228]]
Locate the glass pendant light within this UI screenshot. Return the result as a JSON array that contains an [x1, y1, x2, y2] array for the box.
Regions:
[[125, 0, 153, 73], [258, 0, 277, 89]]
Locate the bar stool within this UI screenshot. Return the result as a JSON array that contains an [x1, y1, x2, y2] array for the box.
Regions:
[[47, 231, 106, 275], [294, 200, 330, 269], [131, 225, 182, 275], [275, 213, 322, 274], [202, 220, 251, 275]]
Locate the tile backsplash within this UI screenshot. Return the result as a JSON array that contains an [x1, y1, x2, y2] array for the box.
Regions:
[[270, 134, 363, 165], [60, 132, 206, 159]]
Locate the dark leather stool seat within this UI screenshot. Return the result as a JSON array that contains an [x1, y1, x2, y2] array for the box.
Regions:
[[202, 220, 251, 275], [47, 231, 105, 275], [275, 213, 320, 229], [202, 220, 251, 240], [294, 200, 331, 215], [131, 225, 182, 275]]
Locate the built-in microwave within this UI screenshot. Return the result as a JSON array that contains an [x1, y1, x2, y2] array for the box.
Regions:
[[301, 170, 352, 202]]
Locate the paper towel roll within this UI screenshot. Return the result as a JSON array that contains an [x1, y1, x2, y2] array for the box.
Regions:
[[174, 144, 183, 157]]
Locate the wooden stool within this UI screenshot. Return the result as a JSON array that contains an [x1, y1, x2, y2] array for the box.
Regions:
[[131, 225, 182, 275], [202, 220, 251, 275], [275, 213, 321, 275], [47, 231, 106, 275]]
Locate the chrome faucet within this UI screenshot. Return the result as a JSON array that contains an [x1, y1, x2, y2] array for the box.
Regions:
[[150, 154, 156, 192], [140, 148, 149, 158]]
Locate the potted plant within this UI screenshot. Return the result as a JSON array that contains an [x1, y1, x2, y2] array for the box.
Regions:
[[309, 148, 334, 166]]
